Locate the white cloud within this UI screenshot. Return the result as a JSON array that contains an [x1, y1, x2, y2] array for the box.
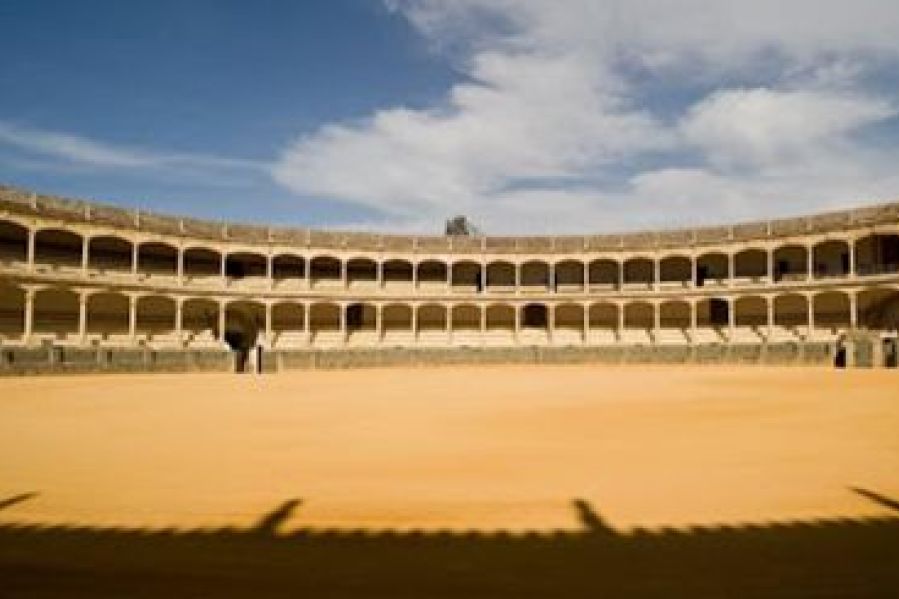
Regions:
[[271, 1, 899, 233], [680, 88, 896, 168], [0, 121, 264, 174]]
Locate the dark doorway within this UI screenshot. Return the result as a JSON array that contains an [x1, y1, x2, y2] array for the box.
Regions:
[[834, 339, 847, 369], [225, 330, 249, 373], [523, 304, 547, 328], [709, 298, 729, 326], [696, 266, 707, 287], [884, 338, 898, 368]]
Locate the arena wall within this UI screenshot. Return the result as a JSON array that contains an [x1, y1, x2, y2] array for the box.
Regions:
[[1, 184, 898, 373]]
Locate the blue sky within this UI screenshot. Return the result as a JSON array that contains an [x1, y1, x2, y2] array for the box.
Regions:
[[1, 1, 898, 233]]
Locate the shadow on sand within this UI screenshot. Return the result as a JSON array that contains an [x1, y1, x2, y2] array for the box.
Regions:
[[1, 492, 898, 597]]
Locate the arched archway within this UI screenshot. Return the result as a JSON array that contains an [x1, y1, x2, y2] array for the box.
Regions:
[[857, 287, 899, 332], [0, 283, 25, 341], [271, 302, 306, 349], [272, 254, 305, 288], [417, 261, 447, 291], [588, 259, 618, 290], [183, 247, 222, 284], [182, 298, 220, 348], [485, 262, 515, 292], [345, 302, 377, 346], [658, 301, 690, 344], [773, 245, 808, 281], [623, 258, 653, 289], [451, 261, 481, 292], [813, 240, 850, 278], [88, 236, 132, 273], [383, 260, 413, 290], [734, 249, 767, 282], [520, 303, 549, 345], [659, 256, 691, 288], [136, 295, 178, 346], [555, 261, 585, 291], [696, 253, 728, 286], [310, 256, 342, 288], [773, 294, 808, 341], [622, 302, 653, 344], [813, 291, 851, 340], [734, 296, 767, 343], [137, 242, 178, 278], [855, 234, 899, 276], [521, 261, 550, 291], [451, 304, 481, 346], [554, 303, 585, 345], [35, 229, 82, 269], [87, 292, 129, 344], [309, 302, 342, 347], [588, 302, 618, 343], [417, 304, 448, 345], [0, 220, 29, 265], [485, 304, 515, 346], [33, 287, 78, 342], [346, 258, 377, 289]]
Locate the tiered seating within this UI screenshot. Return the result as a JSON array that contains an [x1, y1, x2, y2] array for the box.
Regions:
[[552, 327, 584, 346], [382, 330, 415, 347], [767, 325, 802, 342], [271, 331, 306, 349], [311, 330, 343, 348], [518, 328, 549, 345], [586, 328, 617, 345], [690, 328, 725, 344], [483, 328, 515, 346], [655, 328, 690, 344], [450, 329, 482, 347], [347, 330, 379, 347], [730, 326, 765, 343], [619, 328, 652, 344], [416, 329, 449, 346]]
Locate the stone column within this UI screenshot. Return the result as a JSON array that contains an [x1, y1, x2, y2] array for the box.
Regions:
[[304, 259, 311, 289], [766, 296, 774, 341], [446, 263, 452, 292], [264, 302, 272, 348], [547, 304, 555, 344], [375, 304, 383, 344], [548, 263, 555, 292], [617, 262, 624, 290], [582, 303, 589, 343], [412, 263, 418, 290], [339, 303, 347, 345], [176, 248, 184, 285], [266, 254, 273, 290], [218, 300, 227, 344], [513, 304, 521, 344], [617, 303, 624, 342], [23, 288, 35, 344], [303, 303, 311, 346], [653, 259, 660, 291], [806, 295, 815, 340], [220, 253, 227, 287], [341, 259, 348, 290], [727, 253, 735, 287], [481, 263, 487, 294], [175, 297, 183, 346], [727, 297, 735, 343], [27, 229, 36, 272], [445, 304, 452, 343], [848, 240, 856, 277], [411, 305, 418, 342], [78, 291, 88, 345], [849, 291, 858, 329], [690, 255, 697, 287], [131, 243, 139, 278], [690, 300, 698, 343], [806, 246, 813, 281], [81, 237, 89, 277], [654, 301, 661, 338], [767, 249, 775, 283], [514, 263, 521, 295], [128, 295, 138, 343]]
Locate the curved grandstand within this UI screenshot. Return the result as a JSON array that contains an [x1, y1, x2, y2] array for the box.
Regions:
[[1, 185, 898, 372]]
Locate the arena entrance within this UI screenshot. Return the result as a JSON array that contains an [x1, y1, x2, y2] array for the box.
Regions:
[[224, 302, 263, 373]]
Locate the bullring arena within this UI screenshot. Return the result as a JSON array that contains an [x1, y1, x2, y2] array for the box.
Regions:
[[1, 185, 898, 595]]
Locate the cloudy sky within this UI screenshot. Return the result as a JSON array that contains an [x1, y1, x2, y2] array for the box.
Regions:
[[1, 1, 898, 234]]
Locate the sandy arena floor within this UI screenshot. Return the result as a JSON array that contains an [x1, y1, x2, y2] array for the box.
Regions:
[[1, 365, 897, 532]]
